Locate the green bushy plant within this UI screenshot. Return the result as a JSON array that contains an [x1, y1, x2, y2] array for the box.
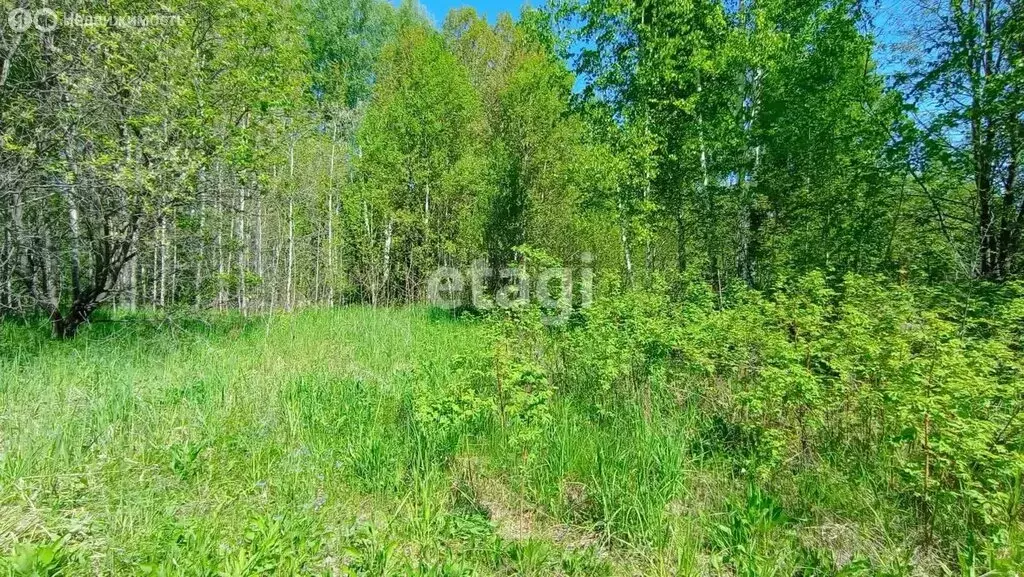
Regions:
[[520, 273, 1024, 568]]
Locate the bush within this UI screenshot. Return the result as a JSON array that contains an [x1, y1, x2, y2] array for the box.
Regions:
[[518, 273, 1023, 564]]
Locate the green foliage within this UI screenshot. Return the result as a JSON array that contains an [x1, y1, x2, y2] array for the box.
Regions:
[[492, 309, 558, 454], [353, 21, 488, 303], [304, 0, 398, 106], [538, 273, 1024, 568], [407, 350, 496, 466], [2, 303, 1021, 573], [1, 0, 1022, 573], [3, 538, 78, 577]]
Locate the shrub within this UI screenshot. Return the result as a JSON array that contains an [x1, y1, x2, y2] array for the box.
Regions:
[[517, 274, 1024, 563]]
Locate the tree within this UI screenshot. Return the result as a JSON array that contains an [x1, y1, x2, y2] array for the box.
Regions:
[[355, 22, 486, 303], [563, 0, 904, 288], [898, 0, 1023, 279]]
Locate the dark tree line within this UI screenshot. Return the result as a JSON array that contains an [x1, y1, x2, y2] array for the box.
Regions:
[[0, 0, 1020, 336]]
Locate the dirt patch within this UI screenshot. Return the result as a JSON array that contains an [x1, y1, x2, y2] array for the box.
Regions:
[[452, 456, 603, 553]]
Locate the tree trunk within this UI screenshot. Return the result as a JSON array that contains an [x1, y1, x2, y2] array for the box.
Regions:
[[328, 121, 337, 306], [195, 196, 204, 308], [160, 211, 169, 307], [130, 228, 139, 311], [327, 191, 334, 306], [256, 192, 264, 312], [216, 169, 226, 310], [1, 227, 10, 312], [287, 139, 296, 311], [0, 30, 23, 89], [238, 185, 247, 314], [287, 198, 295, 312], [676, 210, 687, 275], [382, 218, 393, 306], [63, 142, 82, 302]]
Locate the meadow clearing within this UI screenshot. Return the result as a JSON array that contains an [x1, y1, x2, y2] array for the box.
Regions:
[[2, 0, 1022, 572], [1, 309, 643, 576], [3, 293, 1019, 576]]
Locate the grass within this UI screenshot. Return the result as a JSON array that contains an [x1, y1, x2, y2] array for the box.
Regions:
[[0, 308, 974, 575]]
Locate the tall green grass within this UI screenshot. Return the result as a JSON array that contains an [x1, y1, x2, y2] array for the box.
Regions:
[[1, 309, 614, 575], [1, 303, 1016, 576]]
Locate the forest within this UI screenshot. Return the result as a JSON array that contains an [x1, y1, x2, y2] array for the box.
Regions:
[[0, 0, 1023, 574]]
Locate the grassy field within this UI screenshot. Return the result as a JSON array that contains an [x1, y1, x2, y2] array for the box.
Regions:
[[0, 309, 635, 575], [0, 308, 1005, 575]]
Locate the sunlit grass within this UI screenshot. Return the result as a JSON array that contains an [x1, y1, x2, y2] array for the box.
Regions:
[[0, 308, 967, 575], [1, 309, 619, 575]]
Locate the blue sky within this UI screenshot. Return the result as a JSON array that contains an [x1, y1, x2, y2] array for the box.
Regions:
[[397, 0, 531, 25], [393, 0, 916, 75], [394, 0, 914, 45]]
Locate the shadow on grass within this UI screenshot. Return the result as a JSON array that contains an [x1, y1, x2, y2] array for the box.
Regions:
[[0, 308, 268, 363], [425, 305, 486, 325]]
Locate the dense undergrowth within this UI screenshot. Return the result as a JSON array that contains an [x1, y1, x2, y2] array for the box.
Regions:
[[0, 275, 1021, 575], [509, 273, 1024, 573]]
